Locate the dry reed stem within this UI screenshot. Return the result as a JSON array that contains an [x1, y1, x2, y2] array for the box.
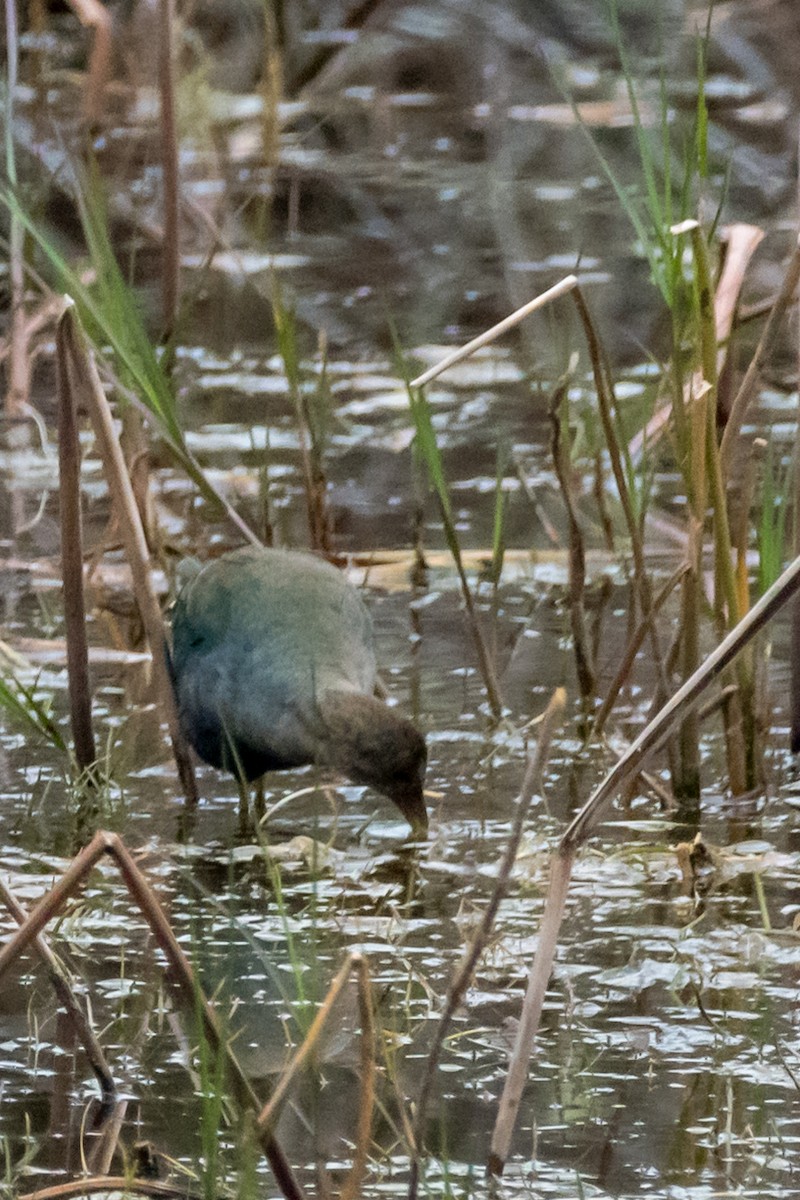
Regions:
[[257, 953, 373, 1134], [592, 562, 688, 738], [450, 549, 505, 720], [563, 548, 800, 851], [4, 0, 29, 418], [57, 305, 198, 806], [0, 875, 115, 1106], [339, 956, 376, 1200], [487, 545, 800, 1173], [408, 688, 566, 1200], [68, 0, 113, 125], [794, 143, 800, 756], [157, 0, 179, 341], [571, 284, 674, 764], [18, 1181, 200, 1200], [0, 830, 305, 1200], [629, 222, 765, 462], [488, 847, 574, 1174], [722, 235, 800, 471], [56, 303, 97, 770], [410, 275, 578, 388]]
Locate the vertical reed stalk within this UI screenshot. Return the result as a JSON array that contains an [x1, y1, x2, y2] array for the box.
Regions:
[[4, 0, 29, 420], [549, 383, 595, 699], [58, 306, 198, 807], [158, 0, 180, 344], [56, 304, 97, 772], [688, 223, 753, 790]]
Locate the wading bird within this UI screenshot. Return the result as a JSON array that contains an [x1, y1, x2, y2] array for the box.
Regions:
[[170, 546, 428, 834]]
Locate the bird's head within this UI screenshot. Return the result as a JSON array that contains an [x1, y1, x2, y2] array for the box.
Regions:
[[318, 693, 428, 834]]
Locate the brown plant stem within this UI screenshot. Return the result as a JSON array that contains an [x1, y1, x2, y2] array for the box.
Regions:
[[56, 302, 97, 770], [549, 383, 595, 698], [19, 1180, 200, 1200], [0, 875, 115, 1108], [488, 846, 574, 1174], [157, 0, 179, 343], [720, 235, 800, 472], [57, 305, 198, 807], [592, 562, 687, 738], [4, 0, 29, 419], [69, 0, 113, 125]]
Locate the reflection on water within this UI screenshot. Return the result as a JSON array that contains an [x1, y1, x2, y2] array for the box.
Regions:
[[2, 0, 800, 1197]]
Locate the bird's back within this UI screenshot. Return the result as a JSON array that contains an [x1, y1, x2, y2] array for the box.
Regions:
[[171, 547, 377, 776]]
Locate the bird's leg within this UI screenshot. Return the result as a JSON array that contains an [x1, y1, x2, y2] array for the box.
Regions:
[[236, 773, 251, 837], [253, 776, 266, 822]]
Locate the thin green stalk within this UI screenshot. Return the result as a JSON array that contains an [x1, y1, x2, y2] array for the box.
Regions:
[[490, 443, 509, 588], [272, 284, 331, 553], [406, 382, 503, 719]]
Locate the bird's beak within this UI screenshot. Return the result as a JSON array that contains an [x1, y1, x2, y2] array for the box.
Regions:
[[397, 784, 428, 837]]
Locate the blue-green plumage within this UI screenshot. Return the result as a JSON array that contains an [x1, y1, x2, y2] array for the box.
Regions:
[[171, 547, 427, 831]]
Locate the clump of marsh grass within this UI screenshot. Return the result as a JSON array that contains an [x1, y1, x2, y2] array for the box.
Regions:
[[539, 11, 799, 803]]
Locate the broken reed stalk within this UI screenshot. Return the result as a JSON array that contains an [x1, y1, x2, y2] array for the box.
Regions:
[[591, 562, 688, 738], [720, 234, 800, 473], [794, 194, 800, 754], [0, 830, 305, 1200], [0, 874, 115, 1109], [488, 847, 574, 1174], [70, 0, 113, 125], [257, 952, 372, 1132], [56, 302, 97, 772], [57, 303, 198, 807], [549, 382, 595, 698], [629, 222, 766, 463], [341, 955, 376, 1200], [487, 547, 800, 1175], [258, 953, 375, 1200], [408, 688, 566, 1200], [410, 275, 578, 388], [157, 0, 179, 343], [18, 1181, 196, 1200]]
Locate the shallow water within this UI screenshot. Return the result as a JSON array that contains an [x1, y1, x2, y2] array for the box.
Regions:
[[3, 1, 800, 1197]]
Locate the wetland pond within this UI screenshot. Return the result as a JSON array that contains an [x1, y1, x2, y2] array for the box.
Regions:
[[2, 1, 800, 1197]]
